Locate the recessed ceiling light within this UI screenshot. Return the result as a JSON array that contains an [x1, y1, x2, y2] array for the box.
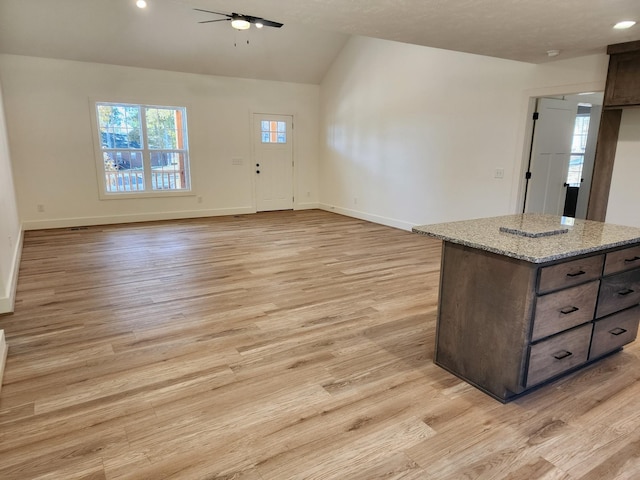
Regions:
[[136, 0, 147, 8], [547, 49, 560, 57], [613, 20, 636, 29]]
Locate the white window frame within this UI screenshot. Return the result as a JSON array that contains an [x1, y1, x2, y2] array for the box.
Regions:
[[91, 100, 193, 199]]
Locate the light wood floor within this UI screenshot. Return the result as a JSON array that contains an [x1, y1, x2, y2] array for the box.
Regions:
[[1, 210, 639, 480]]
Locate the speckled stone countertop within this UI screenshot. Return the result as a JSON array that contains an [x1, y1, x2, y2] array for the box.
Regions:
[[412, 214, 640, 264]]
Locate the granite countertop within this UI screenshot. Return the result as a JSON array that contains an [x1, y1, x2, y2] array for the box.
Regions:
[[412, 214, 640, 263]]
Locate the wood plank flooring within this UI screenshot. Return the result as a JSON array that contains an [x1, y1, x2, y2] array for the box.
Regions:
[[1, 209, 639, 479]]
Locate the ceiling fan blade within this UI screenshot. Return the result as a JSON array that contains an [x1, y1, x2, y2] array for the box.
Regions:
[[193, 8, 230, 17], [255, 18, 283, 28], [198, 18, 230, 24]]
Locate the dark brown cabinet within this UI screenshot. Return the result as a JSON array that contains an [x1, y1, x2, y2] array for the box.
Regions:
[[588, 40, 640, 221], [435, 242, 640, 402], [604, 48, 640, 107]]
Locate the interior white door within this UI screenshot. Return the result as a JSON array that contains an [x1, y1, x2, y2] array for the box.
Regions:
[[253, 114, 293, 212], [525, 98, 577, 215]]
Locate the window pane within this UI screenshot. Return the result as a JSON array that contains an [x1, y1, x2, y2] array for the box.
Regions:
[[150, 152, 188, 190], [97, 104, 141, 149], [103, 151, 144, 192], [261, 119, 287, 143], [566, 154, 584, 187], [146, 107, 185, 150], [571, 114, 590, 154]]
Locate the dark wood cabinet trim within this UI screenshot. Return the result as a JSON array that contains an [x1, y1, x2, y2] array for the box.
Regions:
[[586, 40, 640, 221], [586, 109, 622, 221]]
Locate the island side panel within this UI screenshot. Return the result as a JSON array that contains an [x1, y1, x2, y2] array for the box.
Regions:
[[434, 241, 538, 401]]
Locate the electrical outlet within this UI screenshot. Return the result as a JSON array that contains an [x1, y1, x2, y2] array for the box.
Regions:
[[494, 168, 505, 179], [232, 158, 243, 166], [37, 204, 45, 212], [197, 196, 203, 204], [354, 197, 358, 205]]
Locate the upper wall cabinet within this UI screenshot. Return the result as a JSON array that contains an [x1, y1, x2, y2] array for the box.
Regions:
[[604, 41, 640, 107]]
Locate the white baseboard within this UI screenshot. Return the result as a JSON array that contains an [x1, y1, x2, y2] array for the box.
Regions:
[[295, 202, 321, 210], [21, 207, 257, 231], [318, 204, 414, 231], [0, 225, 23, 314], [0, 330, 7, 394]]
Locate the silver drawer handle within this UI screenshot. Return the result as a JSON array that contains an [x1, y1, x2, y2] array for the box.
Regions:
[[560, 306, 579, 315], [553, 350, 573, 360], [609, 327, 627, 336]]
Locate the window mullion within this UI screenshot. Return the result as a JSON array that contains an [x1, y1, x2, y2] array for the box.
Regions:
[[140, 107, 153, 191]]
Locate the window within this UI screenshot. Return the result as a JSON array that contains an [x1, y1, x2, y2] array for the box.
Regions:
[[566, 107, 591, 187], [95, 102, 190, 195], [261, 120, 286, 143]]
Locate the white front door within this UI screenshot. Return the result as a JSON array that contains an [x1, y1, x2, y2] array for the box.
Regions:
[[525, 98, 577, 215], [253, 114, 293, 212]]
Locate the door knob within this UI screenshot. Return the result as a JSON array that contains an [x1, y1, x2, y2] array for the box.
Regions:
[[256, 164, 260, 167], [256, 170, 260, 174]]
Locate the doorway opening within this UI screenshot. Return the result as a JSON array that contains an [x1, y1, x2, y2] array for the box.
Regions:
[[522, 92, 603, 219]]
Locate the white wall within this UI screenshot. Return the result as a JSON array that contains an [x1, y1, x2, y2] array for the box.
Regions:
[[0, 79, 22, 313], [0, 54, 320, 229], [319, 36, 609, 229], [606, 108, 640, 228]]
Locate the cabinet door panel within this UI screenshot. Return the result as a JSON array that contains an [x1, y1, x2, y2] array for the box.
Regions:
[[538, 255, 603, 294], [604, 245, 640, 275], [526, 324, 592, 388], [532, 281, 599, 341], [590, 305, 640, 360], [596, 268, 640, 318]]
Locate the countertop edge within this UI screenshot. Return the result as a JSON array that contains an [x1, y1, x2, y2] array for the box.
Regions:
[[411, 228, 640, 264]]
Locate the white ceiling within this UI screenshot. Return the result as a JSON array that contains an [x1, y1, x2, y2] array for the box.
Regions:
[[1, 0, 639, 84]]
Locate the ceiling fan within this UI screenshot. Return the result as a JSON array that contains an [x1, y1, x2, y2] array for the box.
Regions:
[[194, 8, 283, 30]]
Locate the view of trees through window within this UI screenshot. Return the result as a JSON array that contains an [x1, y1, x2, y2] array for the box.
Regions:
[[96, 103, 190, 193]]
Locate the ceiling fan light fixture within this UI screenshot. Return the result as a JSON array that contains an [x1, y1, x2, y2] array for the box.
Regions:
[[255, 21, 264, 29], [231, 16, 251, 30], [613, 20, 636, 29]]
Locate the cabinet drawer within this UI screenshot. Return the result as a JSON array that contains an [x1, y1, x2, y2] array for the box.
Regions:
[[590, 305, 640, 360], [538, 255, 604, 294], [526, 323, 592, 388], [596, 268, 640, 318], [604, 245, 640, 275], [532, 281, 599, 341]]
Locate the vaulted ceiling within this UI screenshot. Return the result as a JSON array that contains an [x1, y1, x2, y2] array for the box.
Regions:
[[0, 0, 639, 84]]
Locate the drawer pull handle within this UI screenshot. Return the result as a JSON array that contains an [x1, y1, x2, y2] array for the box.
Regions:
[[609, 327, 627, 336], [617, 288, 635, 296], [560, 306, 579, 315], [566, 270, 586, 278], [553, 350, 573, 360], [624, 256, 640, 264]]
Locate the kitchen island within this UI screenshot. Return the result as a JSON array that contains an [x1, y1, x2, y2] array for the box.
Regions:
[[413, 214, 640, 402]]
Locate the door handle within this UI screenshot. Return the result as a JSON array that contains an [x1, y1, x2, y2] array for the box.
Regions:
[[563, 182, 570, 187], [256, 170, 260, 174]]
